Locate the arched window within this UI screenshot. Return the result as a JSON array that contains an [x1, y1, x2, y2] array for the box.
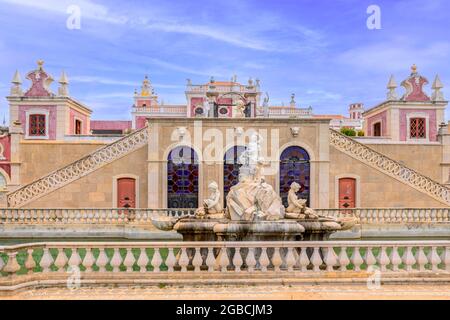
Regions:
[[223, 146, 246, 207], [167, 146, 199, 208], [279, 146, 310, 207]]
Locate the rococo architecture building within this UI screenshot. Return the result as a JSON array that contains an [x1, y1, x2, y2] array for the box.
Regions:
[[2, 61, 450, 210]]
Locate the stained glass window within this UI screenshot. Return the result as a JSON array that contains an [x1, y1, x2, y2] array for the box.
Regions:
[[410, 118, 426, 138], [279, 146, 310, 207], [29, 114, 46, 136], [167, 146, 199, 208], [223, 146, 246, 207]]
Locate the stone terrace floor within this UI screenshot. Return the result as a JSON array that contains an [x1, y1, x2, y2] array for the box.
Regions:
[[2, 284, 450, 300]]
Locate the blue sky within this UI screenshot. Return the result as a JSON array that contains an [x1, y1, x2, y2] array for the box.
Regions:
[[0, 0, 449, 120]]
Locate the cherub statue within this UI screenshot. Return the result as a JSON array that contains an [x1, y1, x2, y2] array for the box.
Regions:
[[195, 181, 223, 218], [285, 182, 318, 219]]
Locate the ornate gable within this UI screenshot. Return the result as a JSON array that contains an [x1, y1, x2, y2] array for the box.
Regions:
[[24, 60, 54, 97], [401, 64, 430, 102]]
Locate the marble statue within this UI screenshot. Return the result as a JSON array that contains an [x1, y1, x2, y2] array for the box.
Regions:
[[195, 181, 223, 218], [233, 98, 246, 118], [226, 133, 285, 221], [285, 182, 318, 219]]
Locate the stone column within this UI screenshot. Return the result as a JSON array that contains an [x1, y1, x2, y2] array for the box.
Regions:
[[9, 121, 23, 191], [317, 122, 330, 208], [147, 122, 161, 208]]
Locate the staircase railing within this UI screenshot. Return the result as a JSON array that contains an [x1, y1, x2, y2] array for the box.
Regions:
[[329, 129, 450, 205], [7, 127, 149, 208]]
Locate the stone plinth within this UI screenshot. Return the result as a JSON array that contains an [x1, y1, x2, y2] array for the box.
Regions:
[[174, 218, 225, 241], [213, 220, 305, 241]]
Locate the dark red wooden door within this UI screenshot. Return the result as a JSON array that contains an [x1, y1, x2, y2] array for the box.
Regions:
[[117, 178, 136, 208], [339, 178, 356, 209]]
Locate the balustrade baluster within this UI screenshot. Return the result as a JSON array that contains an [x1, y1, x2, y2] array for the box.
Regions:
[[178, 248, 190, 272], [96, 248, 108, 272], [246, 248, 257, 272], [259, 248, 270, 272], [299, 248, 310, 272], [378, 247, 390, 272], [83, 248, 95, 272], [68, 248, 82, 269], [218, 248, 230, 272], [232, 247, 243, 272], [40, 248, 54, 273], [442, 247, 450, 272], [272, 247, 282, 272], [337, 247, 350, 272], [364, 247, 377, 271], [430, 209, 437, 222], [285, 248, 296, 272], [407, 210, 413, 223], [403, 246, 416, 272], [25, 249, 36, 274], [3, 251, 20, 275], [416, 246, 428, 271], [390, 246, 402, 271], [413, 209, 419, 223], [428, 246, 441, 272], [323, 247, 337, 272], [55, 248, 68, 272], [137, 248, 150, 272], [205, 247, 215, 272], [124, 248, 136, 272], [110, 248, 123, 272], [192, 247, 203, 272], [350, 247, 363, 272]]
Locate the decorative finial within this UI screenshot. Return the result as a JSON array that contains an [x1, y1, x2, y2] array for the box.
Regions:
[[432, 75, 445, 102], [248, 77, 253, 86], [141, 75, 151, 96], [411, 64, 418, 74], [210, 76, 215, 83], [386, 75, 398, 100], [57, 70, 69, 96], [37, 59, 44, 70], [10, 70, 23, 96]]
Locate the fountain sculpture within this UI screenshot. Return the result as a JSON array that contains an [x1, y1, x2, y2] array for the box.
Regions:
[[152, 133, 356, 241]]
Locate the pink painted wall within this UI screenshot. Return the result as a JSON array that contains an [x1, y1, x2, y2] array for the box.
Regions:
[[69, 108, 88, 134], [190, 97, 204, 117], [136, 98, 151, 107], [399, 109, 437, 141], [135, 116, 147, 129], [18, 105, 57, 139], [366, 110, 388, 136], [90, 120, 132, 132]]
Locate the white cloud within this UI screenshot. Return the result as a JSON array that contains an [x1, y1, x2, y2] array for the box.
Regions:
[[336, 40, 450, 73], [0, 0, 325, 53]]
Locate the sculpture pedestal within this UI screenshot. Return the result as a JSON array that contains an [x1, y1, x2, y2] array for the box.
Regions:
[[174, 218, 224, 241], [213, 220, 305, 241]]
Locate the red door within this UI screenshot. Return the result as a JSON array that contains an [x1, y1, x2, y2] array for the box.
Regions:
[[117, 178, 136, 208], [339, 178, 356, 209]]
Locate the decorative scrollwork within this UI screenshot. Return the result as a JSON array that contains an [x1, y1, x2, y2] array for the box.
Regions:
[[330, 129, 450, 205], [7, 127, 149, 207]]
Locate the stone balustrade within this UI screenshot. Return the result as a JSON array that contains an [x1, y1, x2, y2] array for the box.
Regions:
[[315, 208, 450, 224], [0, 241, 448, 286], [0, 208, 195, 224], [0, 208, 449, 225]]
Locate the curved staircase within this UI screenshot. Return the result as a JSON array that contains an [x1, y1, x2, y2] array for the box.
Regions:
[[330, 129, 450, 206], [7, 127, 148, 208]]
